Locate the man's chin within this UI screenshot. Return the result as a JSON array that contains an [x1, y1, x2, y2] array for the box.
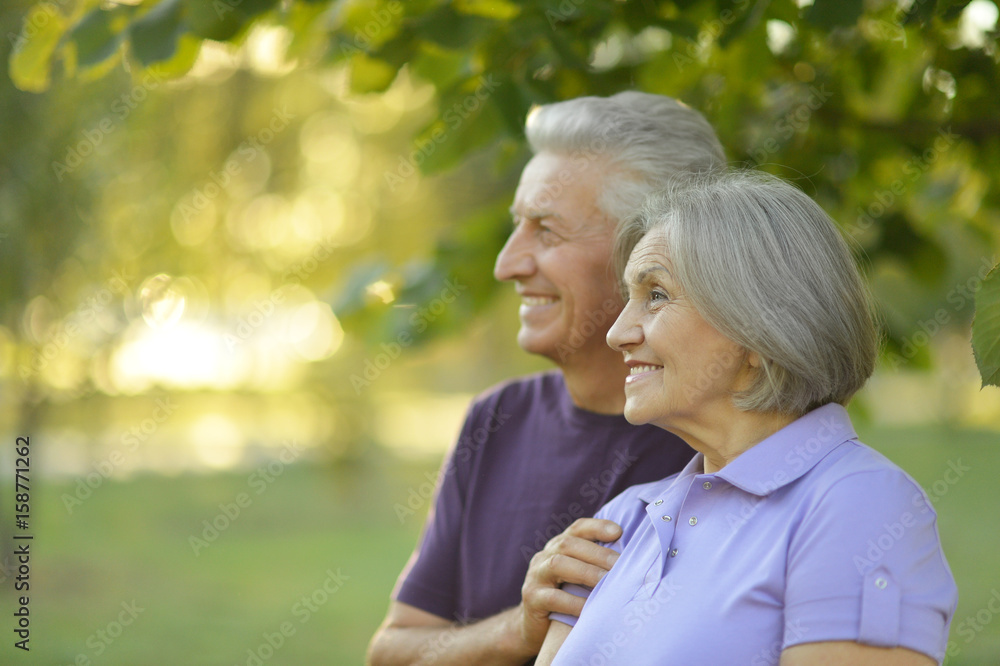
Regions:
[[516, 330, 562, 364]]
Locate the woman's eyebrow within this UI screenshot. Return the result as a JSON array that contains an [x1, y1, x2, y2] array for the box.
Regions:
[[508, 206, 560, 220], [633, 265, 671, 283]]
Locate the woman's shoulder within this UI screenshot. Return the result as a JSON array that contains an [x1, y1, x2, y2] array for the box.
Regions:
[[804, 439, 933, 512]]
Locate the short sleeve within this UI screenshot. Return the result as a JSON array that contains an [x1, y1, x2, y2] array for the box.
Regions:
[[391, 407, 478, 619], [783, 469, 957, 662]]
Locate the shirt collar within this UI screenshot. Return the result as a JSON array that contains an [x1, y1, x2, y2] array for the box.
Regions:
[[636, 403, 857, 502]]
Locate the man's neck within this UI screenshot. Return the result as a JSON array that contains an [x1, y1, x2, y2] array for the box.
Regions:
[[558, 349, 628, 415]]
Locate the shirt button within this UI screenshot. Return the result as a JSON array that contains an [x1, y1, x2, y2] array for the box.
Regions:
[[654, 499, 664, 506], [875, 577, 888, 589], [702, 481, 712, 490], [661, 515, 671, 522], [688, 517, 698, 526], [670, 549, 678, 557]]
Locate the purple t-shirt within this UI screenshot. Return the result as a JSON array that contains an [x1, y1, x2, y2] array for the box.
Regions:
[[392, 371, 693, 624], [551, 404, 957, 665]]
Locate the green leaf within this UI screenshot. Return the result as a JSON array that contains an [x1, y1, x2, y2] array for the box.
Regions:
[[332, 258, 392, 317], [182, 0, 246, 41], [941, 0, 973, 22], [349, 53, 399, 93], [130, 0, 184, 67], [8, 5, 68, 92], [804, 0, 864, 28], [972, 263, 1000, 388], [410, 5, 494, 50], [902, 0, 938, 25], [453, 0, 520, 20], [413, 76, 504, 174], [718, 0, 767, 48], [145, 33, 203, 79], [68, 5, 133, 67]]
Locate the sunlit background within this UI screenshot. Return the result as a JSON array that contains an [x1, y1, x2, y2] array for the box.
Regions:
[[1, 0, 1000, 663]]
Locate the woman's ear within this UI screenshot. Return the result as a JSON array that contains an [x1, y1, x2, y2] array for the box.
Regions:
[[746, 351, 762, 369]]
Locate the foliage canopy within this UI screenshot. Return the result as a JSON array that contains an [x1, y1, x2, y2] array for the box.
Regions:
[[6, 0, 1000, 389]]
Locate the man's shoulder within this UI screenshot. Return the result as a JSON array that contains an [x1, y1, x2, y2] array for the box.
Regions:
[[468, 370, 563, 411]]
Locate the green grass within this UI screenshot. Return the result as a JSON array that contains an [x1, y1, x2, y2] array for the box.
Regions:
[[1, 425, 998, 664], [1, 459, 431, 665]]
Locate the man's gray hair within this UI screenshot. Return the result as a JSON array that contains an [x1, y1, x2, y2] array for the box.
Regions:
[[614, 170, 879, 416], [524, 91, 726, 223]]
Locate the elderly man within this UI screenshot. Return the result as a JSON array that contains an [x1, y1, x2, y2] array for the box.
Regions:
[[367, 92, 726, 665]]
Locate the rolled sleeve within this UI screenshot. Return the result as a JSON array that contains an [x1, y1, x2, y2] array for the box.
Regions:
[[783, 469, 957, 662]]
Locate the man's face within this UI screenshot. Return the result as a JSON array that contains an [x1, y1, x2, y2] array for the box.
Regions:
[[494, 151, 623, 365]]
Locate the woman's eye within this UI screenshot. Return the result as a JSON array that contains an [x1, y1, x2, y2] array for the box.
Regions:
[[538, 225, 561, 243], [650, 290, 669, 302]]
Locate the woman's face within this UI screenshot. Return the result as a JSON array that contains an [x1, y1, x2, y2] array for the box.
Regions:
[[607, 230, 753, 430]]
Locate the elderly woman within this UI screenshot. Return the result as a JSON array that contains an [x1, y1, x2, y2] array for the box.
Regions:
[[536, 171, 957, 665]]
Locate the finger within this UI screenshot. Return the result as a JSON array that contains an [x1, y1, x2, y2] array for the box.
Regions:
[[564, 518, 623, 543], [524, 586, 588, 618], [534, 550, 614, 589], [548, 535, 620, 571]]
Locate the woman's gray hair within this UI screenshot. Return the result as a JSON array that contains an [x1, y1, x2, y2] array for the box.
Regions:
[[525, 92, 726, 223], [614, 170, 879, 416]]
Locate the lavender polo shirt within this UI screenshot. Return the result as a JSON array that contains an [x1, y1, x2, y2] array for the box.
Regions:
[[551, 404, 957, 665]]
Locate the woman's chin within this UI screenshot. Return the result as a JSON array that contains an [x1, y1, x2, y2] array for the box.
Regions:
[[622, 404, 651, 426]]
